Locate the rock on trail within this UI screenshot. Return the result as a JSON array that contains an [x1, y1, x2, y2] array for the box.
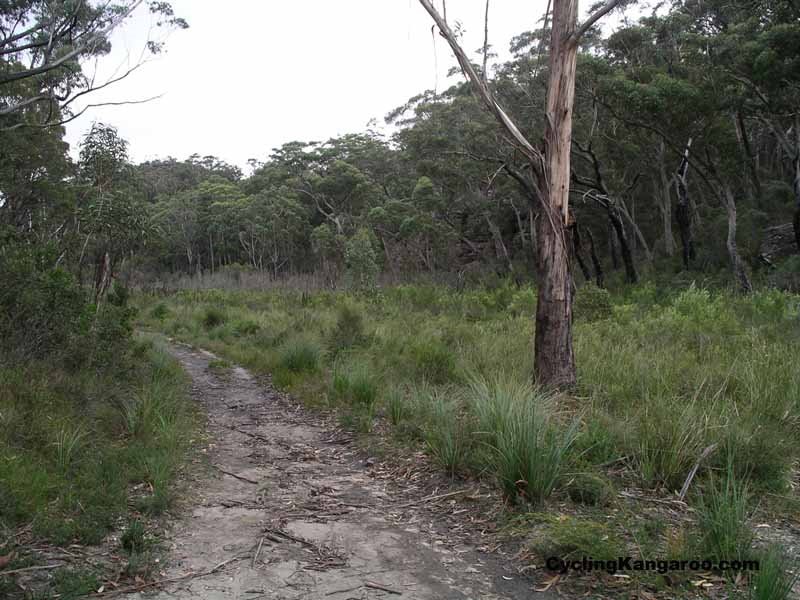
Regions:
[[122, 342, 536, 600]]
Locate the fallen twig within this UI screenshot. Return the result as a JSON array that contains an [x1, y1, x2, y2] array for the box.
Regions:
[[679, 444, 717, 501], [0, 564, 62, 576], [265, 528, 316, 548], [215, 466, 259, 485], [90, 554, 246, 597], [392, 488, 476, 510], [252, 536, 265, 568], [365, 580, 402, 595]]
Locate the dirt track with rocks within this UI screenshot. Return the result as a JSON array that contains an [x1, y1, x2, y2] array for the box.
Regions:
[[122, 342, 539, 600]]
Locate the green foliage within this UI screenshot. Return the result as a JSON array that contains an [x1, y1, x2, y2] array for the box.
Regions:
[[574, 283, 613, 322], [409, 338, 457, 384], [748, 545, 799, 600], [532, 515, 624, 562], [329, 300, 366, 354], [0, 338, 194, 544], [468, 376, 578, 503], [415, 387, 471, 476], [121, 519, 146, 553], [201, 306, 226, 329], [150, 302, 171, 321], [344, 228, 379, 292], [52, 568, 99, 600], [566, 472, 615, 506], [330, 362, 379, 408], [695, 463, 754, 564], [279, 337, 322, 373]]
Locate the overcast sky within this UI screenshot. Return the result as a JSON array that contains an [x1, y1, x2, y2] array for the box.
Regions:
[[63, 1, 549, 171]]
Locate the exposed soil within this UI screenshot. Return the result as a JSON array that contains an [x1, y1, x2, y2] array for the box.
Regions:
[[120, 342, 542, 599]]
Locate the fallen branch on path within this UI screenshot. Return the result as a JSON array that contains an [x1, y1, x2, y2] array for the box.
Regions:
[[365, 580, 402, 595], [214, 466, 259, 485]]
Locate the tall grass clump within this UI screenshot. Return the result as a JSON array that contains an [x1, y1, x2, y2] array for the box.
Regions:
[[330, 361, 380, 432], [409, 338, 457, 384], [329, 300, 366, 355], [633, 396, 716, 491], [414, 386, 471, 476], [468, 376, 578, 503], [279, 337, 322, 373], [695, 460, 754, 564], [748, 545, 799, 600]]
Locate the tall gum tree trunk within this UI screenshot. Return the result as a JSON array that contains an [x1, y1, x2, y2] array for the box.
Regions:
[[417, 0, 620, 388], [722, 185, 752, 293], [533, 0, 579, 388]]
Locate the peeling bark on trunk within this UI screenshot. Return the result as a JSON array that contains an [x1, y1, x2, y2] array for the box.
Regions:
[[417, 0, 622, 388], [722, 185, 752, 293], [531, 0, 581, 388]]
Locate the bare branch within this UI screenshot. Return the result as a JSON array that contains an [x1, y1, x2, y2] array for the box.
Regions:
[[571, 0, 622, 45], [0, 0, 144, 86], [417, 0, 544, 169]]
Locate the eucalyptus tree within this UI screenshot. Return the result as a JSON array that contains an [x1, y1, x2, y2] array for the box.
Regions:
[[417, 0, 625, 388], [0, 0, 186, 129], [77, 123, 147, 301]]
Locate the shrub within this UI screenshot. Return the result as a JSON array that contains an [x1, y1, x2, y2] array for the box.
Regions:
[[232, 318, 260, 336], [0, 239, 87, 362], [573, 283, 612, 322], [279, 338, 321, 373], [330, 362, 378, 408], [201, 306, 226, 329], [468, 376, 578, 503], [410, 338, 457, 384], [121, 519, 146, 553], [633, 397, 713, 491], [329, 300, 366, 354], [567, 472, 615, 506], [508, 286, 537, 317], [149, 302, 170, 321], [344, 228, 379, 293], [533, 515, 624, 563], [386, 387, 410, 425]]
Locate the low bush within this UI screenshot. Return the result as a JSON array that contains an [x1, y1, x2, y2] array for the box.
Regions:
[[279, 337, 322, 373]]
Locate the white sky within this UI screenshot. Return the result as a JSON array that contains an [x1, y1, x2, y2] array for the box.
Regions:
[[63, 1, 549, 171]]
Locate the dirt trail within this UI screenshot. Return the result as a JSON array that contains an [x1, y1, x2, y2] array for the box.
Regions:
[[124, 342, 537, 600]]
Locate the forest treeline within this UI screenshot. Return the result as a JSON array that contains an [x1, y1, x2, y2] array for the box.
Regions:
[[3, 0, 800, 304]]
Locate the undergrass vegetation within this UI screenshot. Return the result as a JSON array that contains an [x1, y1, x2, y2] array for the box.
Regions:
[[135, 280, 800, 594], [0, 335, 194, 550]]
